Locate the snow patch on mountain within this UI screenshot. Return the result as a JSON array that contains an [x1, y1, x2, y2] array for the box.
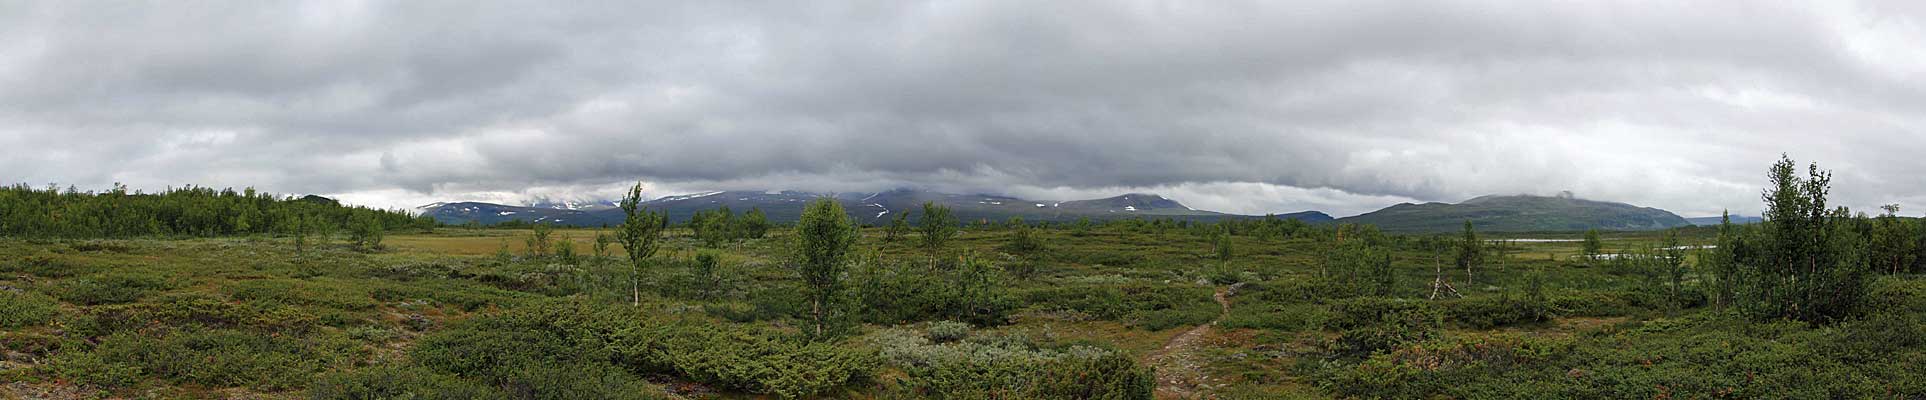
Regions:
[[656, 191, 724, 202]]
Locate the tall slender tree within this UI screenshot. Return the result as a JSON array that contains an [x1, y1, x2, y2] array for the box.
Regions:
[[1660, 230, 1688, 311], [617, 182, 668, 306], [1456, 220, 1482, 287], [918, 201, 958, 267], [795, 198, 858, 338]]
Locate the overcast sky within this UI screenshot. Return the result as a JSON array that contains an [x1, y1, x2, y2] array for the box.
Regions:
[[4, 1, 1925, 217]]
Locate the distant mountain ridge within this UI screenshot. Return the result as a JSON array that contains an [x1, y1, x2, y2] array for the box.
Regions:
[[418, 190, 1696, 233], [416, 189, 1330, 226], [1686, 215, 1763, 226], [1337, 194, 1691, 232]]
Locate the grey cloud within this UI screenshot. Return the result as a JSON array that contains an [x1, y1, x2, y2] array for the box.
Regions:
[[3, 1, 1925, 217]]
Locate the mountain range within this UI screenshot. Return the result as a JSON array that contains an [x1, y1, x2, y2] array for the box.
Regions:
[[416, 190, 1696, 232], [417, 189, 1330, 227]]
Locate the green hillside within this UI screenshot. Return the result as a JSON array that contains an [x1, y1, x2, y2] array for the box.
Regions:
[[1338, 194, 1691, 232]]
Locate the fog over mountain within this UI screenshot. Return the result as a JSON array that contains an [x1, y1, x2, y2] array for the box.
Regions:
[[6, 1, 1926, 217]]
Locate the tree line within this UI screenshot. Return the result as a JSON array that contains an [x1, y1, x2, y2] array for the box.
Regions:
[[0, 184, 432, 239]]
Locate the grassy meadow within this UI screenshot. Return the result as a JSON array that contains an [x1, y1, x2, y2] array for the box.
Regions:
[[5, 220, 1922, 399]]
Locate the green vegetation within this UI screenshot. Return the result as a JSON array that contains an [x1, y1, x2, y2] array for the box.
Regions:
[[4, 156, 1926, 398], [0, 184, 428, 238], [795, 198, 858, 338]]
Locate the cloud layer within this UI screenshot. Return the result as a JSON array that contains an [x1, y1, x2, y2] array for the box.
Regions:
[[4, 1, 1925, 217]]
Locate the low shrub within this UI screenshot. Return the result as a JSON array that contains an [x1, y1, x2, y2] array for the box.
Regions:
[[1024, 283, 1216, 330], [1440, 295, 1551, 329], [869, 328, 1153, 399], [411, 321, 662, 400], [1326, 297, 1441, 358], [77, 292, 318, 336], [48, 351, 144, 389], [926, 321, 971, 343], [48, 270, 175, 305], [0, 290, 60, 328], [607, 319, 877, 398], [415, 301, 873, 399], [1031, 350, 1156, 400], [222, 278, 377, 311], [367, 279, 525, 311], [0, 254, 99, 277], [85, 327, 355, 390], [852, 261, 1015, 326], [309, 365, 505, 400], [1221, 302, 1325, 332]]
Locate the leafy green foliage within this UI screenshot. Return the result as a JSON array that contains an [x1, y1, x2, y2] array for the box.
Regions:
[[918, 201, 958, 255], [1717, 155, 1875, 323], [740, 207, 771, 239], [348, 212, 385, 251], [1326, 297, 1442, 358], [851, 256, 1014, 326], [1001, 217, 1045, 254], [526, 222, 554, 257], [617, 182, 668, 305], [795, 198, 858, 338], [885, 210, 910, 242]]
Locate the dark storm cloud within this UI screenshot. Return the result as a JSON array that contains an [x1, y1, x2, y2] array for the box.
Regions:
[[3, 1, 1925, 216]]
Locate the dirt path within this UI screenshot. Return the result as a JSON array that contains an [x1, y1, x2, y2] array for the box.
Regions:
[[1147, 284, 1235, 399]]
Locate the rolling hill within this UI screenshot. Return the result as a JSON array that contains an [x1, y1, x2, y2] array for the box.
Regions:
[[1337, 194, 1691, 232]]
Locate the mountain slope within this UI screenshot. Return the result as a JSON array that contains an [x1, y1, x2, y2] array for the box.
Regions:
[[416, 202, 602, 226], [419, 189, 1327, 227], [1338, 194, 1690, 232]]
